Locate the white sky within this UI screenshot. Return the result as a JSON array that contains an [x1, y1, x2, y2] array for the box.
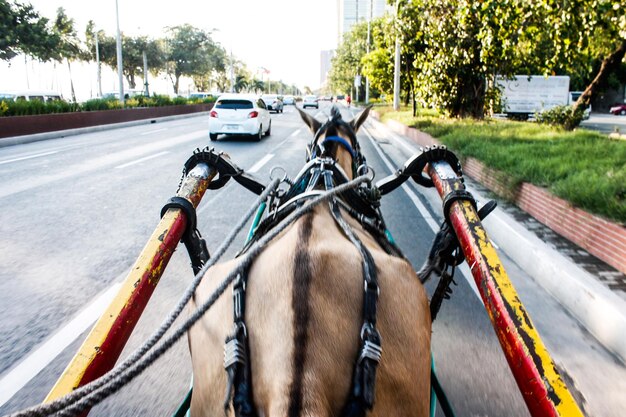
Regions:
[[0, 0, 339, 99]]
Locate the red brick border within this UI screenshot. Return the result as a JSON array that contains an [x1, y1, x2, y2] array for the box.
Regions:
[[373, 111, 626, 274], [0, 103, 213, 139]]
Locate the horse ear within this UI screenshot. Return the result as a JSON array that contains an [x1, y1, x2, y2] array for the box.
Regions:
[[349, 105, 373, 133], [297, 107, 322, 134]]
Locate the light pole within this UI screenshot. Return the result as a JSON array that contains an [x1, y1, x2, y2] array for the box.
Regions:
[[365, 0, 373, 104], [393, 0, 401, 111], [95, 26, 102, 97], [115, 0, 124, 104]]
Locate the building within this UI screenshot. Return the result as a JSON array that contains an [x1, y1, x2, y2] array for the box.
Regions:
[[320, 50, 335, 87], [338, 0, 388, 39]]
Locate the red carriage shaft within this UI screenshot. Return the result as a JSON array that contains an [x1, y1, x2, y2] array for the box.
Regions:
[[427, 161, 584, 417], [44, 163, 216, 408]]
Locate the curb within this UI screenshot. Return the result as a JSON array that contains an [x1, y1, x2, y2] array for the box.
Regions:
[[0, 111, 210, 149], [370, 114, 626, 363], [482, 195, 626, 363]]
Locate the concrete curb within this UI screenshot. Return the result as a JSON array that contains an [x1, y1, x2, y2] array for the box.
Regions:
[[482, 193, 626, 363], [0, 111, 210, 149]]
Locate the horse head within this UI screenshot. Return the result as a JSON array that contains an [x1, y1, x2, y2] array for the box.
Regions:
[[297, 105, 372, 180]]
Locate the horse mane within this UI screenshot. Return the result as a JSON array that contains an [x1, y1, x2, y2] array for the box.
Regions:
[[330, 105, 342, 121]]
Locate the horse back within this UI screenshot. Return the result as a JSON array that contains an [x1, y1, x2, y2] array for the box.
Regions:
[[189, 205, 431, 417]]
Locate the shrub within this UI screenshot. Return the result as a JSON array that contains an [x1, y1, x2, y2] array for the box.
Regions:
[[150, 94, 173, 107], [535, 105, 584, 130], [172, 96, 188, 105]]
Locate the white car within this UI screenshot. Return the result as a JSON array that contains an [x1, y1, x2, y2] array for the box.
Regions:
[[302, 95, 318, 109], [209, 94, 271, 141]]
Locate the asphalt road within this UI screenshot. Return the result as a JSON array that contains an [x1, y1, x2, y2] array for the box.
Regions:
[[580, 112, 626, 135], [0, 102, 624, 417]]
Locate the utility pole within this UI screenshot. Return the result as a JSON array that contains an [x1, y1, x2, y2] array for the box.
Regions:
[[115, 0, 124, 104], [393, 0, 401, 110], [229, 49, 234, 93], [365, 0, 373, 104], [95, 28, 102, 97], [142, 50, 149, 96]]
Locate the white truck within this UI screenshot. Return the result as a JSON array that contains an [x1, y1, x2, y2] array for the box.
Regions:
[[496, 75, 570, 120]]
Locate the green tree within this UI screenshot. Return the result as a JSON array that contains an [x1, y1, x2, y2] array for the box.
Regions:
[[164, 25, 225, 94], [85, 24, 166, 91], [52, 8, 87, 102], [250, 78, 264, 93], [0, 0, 58, 61], [329, 21, 368, 95], [234, 74, 249, 92]]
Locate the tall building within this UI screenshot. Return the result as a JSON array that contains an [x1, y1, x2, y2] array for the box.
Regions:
[[338, 0, 388, 38], [320, 50, 335, 87]]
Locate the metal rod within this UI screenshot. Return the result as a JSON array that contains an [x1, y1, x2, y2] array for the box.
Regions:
[[44, 163, 217, 406], [426, 161, 584, 417]]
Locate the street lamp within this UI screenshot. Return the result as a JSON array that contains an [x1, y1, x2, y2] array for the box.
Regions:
[[365, 0, 373, 104], [115, 0, 124, 104], [393, 0, 401, 110]]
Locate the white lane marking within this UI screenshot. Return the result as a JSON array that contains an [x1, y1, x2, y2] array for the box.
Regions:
[[0, 282, 123, 407], [115, 151, 169, 169], [289, 129, 301, 137], [362, 128, 482, 301], [0, 130, 205, 199], [248, 154, 274, 173], [139, 128, 168, 136], [0, 151, 59, 165]]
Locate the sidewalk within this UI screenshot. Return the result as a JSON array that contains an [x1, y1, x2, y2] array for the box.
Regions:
[[365, 113, 626, 364]]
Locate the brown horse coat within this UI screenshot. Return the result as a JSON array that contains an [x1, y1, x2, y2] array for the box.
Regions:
[[188, 107, 431, 417]]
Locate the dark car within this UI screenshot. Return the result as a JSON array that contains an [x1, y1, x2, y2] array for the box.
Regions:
[[610, 103, 626, 115], [261, 94, 284, 113]]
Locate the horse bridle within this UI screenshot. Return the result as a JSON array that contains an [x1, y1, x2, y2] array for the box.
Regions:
[[307, 113, 366, 177]]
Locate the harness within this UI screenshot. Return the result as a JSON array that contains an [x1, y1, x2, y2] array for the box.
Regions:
[[223, 116, 404, 417]]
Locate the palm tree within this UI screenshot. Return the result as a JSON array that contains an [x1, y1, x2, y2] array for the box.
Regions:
[[234, 74, 249, 93], [251, 79, 264, 94]]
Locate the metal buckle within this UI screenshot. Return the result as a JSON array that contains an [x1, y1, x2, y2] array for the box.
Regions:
[[358, 339, 383, 364]]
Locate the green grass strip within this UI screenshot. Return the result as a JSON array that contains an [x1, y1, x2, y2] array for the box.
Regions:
[[378, 106, 626, 224]]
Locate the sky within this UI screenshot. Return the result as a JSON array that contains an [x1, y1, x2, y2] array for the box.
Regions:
[[0, 0, 340, 99]]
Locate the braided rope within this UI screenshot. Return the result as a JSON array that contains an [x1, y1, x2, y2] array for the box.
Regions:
[[8, 175, 368, 417]]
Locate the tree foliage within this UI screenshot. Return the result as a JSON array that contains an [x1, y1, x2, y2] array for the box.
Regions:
[[332, 0, 626, 126], [0, 0, 58, 61], [164, 25, 225, 94]]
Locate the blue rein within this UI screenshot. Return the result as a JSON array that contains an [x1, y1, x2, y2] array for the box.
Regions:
[[316, 135, 356, 159]]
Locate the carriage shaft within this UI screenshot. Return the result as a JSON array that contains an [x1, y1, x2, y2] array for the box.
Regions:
[[427, 161, 583, 417], [44, 163, 216, 409]]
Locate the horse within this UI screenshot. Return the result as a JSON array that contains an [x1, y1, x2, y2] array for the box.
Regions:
[[187, 105, 432, 417]]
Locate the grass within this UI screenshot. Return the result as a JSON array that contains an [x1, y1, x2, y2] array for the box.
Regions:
[[376, 106, 626, 224]]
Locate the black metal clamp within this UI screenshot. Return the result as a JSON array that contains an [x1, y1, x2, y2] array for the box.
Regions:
[[376, 145, 463, 195], [160, 196, 210, 275], [183, 147, 266, 195]]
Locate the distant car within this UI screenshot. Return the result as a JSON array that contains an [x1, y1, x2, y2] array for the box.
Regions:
[[261, 94, 284, 113], [208, 94, 271, 141], [282, 95, 295, 105], [610, 103, 626, 116], [101, 89, 145, 100], [0, 90, 64, 102], [188, 92, 215, 100], [302, 95, 318, 109]]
